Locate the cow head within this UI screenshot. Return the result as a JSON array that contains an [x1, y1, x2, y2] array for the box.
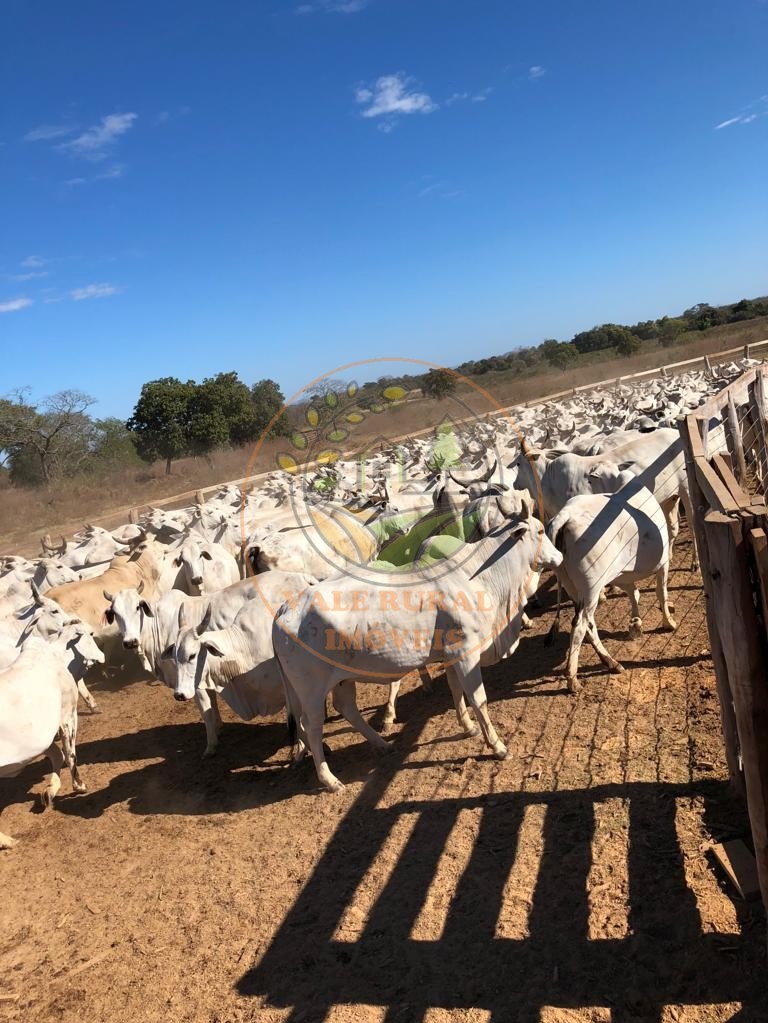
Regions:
[[103, 582, 154, 652], [169, 604, 212, 701]]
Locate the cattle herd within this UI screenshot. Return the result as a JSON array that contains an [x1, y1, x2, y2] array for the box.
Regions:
[[0, 358, 753, 840]]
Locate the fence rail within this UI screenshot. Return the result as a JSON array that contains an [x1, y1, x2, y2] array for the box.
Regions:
[[681, 364, 768, 919]]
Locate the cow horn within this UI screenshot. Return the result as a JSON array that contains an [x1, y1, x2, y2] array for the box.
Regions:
[[136, 580, 145, 595], [448, 458, 497, 488], [41, 533, 54, 554], [103, 590, 114, 603], [60, 536, 67, 554], [31, 581, 45, 607], [178, 603, 188, 629], [196, 605, 212, 636]]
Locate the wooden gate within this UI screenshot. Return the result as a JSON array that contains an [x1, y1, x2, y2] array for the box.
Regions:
[[681, 364, 768, 918]]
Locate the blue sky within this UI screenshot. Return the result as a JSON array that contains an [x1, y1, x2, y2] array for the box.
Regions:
[[2, 0, 767, 419]]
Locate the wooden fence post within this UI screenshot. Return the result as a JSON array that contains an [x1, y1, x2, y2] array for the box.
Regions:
[[704, 512, 768, 916], [681, 419, 742, 792], [726, 393, 749, 485]]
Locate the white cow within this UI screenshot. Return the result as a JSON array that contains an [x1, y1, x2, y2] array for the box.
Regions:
[[546, 481, 677, 692], [171, 536, 241, 594], [273, 513, 563, 792], [166, 571, 315, 756], [0, 625, 104, 849]]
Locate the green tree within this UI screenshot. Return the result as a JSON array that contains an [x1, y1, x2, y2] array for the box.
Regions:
[[615, 331, 641, 357], [251, 379, 291, 438], [186, 371, 258, 453], [91, 418, 142, 473], [572, 323, 639, 355], [127, 377, 196, 474], [541, 339, 578, 370], [422, 368, 457, 401], [657, 316, 688, 347], [0, 388, 96, 485]]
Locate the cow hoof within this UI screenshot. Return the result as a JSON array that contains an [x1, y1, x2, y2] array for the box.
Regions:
[[41, 790, 55, 810], [377, 740, 396, 756], [463, 724, 480, 739], [664, 619, 678, 632], [89, 705, 102, 715], [325, 779, 346, 794], [566, 676, 581, 694], [73, 780, 87, 794], [610, 662, 625, 675], [381, 720, 396, 736], [492, 742, 509, 760], [202, 747, 218, 759], [0, 835, 18, 850], [628, 625, 642, 641]]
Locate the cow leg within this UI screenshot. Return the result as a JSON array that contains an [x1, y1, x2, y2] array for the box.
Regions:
[[662, 496, 681, 564], [77, 679, 100, 714], [565, 604, 590, 693], [521, 612, 533, 630], [60, 723, 86, 793], [301, 690, 345, 793], [444, 665, 479, 738], [585, 612, 624, 674], [382, 679, 400, 735], [332, 681, 391, 752], [656, 563, 678, 631], [41, 742, 65, 808], [618, 584, 643, 639], [456, 663, 507, 759], [195, 688, 222, 757]]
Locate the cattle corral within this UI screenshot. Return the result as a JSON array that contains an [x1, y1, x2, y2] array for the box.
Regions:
[[2, 356, 768, 1022]]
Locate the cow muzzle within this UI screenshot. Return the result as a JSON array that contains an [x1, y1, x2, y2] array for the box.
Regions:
[[174, 692, 188, 702], [123, 639, 139, 649]]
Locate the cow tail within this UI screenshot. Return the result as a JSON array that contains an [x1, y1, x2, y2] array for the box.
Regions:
[[545, 516, 567, 647]]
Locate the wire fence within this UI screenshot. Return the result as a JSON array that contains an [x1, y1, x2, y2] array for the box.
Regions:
[[681, 364, 768, 922]]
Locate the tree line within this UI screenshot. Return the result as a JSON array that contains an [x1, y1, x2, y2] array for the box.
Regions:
[[2, 293, 766, 488]]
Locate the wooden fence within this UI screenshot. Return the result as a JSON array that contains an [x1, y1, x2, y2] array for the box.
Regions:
[[681, 363, 768, 918]]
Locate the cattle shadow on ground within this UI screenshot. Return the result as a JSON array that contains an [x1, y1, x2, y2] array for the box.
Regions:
[[236, 760, 767, 1023]]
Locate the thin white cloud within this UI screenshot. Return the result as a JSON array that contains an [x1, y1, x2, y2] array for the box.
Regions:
[[356, 73, 437, 129], [21, 255, 47, 269], [65, 163, 124, 187], [24, 123, 77, 142], [715, 113, 757, 129], [6, 271, 48, 282], [528, 65, 546, 80], [70, 282, 121, 301], [714, 94, 768, 129], [446, 87, 493, 107], [297, 0, 369, 12], [60, 113, 137, 160], [0, 297, 33, 313]]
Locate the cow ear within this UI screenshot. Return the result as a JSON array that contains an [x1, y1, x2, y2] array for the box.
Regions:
[[160, 644, 175, 660], [173, 556, 182, 567], [139, 600, 154, 618], [204, 641, 225, 658], [102, 609, 115, 625], [201, 550, 213, 560], [617, 461, 634, 472], [510, 521, 529, 539]]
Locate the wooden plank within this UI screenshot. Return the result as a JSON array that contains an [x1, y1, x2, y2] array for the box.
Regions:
[[694, 366, 759, 420], [748, 374, 768, 486], [727, 392, 749, 485], [711, 839, 761, 900], [693, 455, 741, 514], [704, 512, 768, 919], [680, 422, 742, 793], [712, 452, 753, 510]]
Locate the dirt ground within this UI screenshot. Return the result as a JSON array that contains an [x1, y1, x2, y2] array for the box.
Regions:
[[1, 529, 765, 1023]]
